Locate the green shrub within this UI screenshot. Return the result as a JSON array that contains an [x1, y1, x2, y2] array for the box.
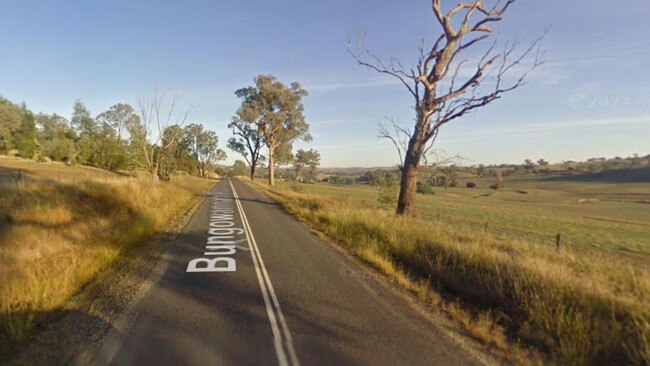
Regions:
[[48, 139, 75, 162], [377, 187, 396, 205], [416, 182, 435, 194], [14, 137, 37, 159]]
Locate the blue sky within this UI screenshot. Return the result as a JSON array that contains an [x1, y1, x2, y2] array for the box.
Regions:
[[1, 0, 649, 167]]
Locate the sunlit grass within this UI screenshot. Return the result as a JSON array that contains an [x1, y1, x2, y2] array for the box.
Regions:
[[298, 181, 650, 257], [251, 180, 650, 365], [0, 161, 213, 355]]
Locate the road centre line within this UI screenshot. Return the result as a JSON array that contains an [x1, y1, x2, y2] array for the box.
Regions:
[[228, 179, 300, 366]]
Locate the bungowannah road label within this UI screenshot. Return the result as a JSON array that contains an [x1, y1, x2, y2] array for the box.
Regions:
[[186, 187, 248, 273]]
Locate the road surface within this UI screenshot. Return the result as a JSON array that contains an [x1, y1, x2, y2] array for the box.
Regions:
[[79, 178, 487, 366]]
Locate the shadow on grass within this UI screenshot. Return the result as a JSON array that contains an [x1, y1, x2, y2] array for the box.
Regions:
[[542, 167, 650, 183], [0, 167, 157, 360]]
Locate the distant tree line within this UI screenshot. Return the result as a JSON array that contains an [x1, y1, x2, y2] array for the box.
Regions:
[[473, 155, 650, 177], [0, 95, 226, 180], [314, 153, 650, 195]]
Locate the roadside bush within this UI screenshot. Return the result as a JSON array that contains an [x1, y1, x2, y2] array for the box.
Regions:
[[373, 172, 398, 205], [290, 183, 305, 193], [416, 182, 435, 194], [14, 137, 37, 159], [466, 181, 476, 188], [46, 138, 75, 162], [377, 187, 396, 205]]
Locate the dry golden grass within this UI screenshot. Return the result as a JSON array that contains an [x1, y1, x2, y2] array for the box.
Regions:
[[251, 181, 650, 366], [0, 160, 213, 355]]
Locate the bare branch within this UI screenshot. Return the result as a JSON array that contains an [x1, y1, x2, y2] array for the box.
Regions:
[[347, 34, 419, 98], [378, 117, 412, 170]]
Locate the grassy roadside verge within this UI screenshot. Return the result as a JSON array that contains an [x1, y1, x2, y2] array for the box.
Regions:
[[248, 180, 650, 365], [0, 172, 213, 359]]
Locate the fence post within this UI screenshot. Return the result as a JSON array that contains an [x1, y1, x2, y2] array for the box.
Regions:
[[556, 234, 561, 251]]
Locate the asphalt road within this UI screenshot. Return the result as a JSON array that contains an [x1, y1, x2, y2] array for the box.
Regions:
[[79, 178, 486, 366]]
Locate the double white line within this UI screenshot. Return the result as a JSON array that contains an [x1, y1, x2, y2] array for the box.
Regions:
[[228, 179, 300, 366]]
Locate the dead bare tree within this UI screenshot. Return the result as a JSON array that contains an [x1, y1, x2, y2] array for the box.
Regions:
[[379, 117, 462, 170], [350, 0, 545, 215], [132, 92, 195, 181]]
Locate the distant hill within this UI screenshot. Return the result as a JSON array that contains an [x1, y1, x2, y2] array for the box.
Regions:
[[319, 166, 394, 175]]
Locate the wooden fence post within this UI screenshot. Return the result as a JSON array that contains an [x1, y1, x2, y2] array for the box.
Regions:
[[556, 234, 561, 251]]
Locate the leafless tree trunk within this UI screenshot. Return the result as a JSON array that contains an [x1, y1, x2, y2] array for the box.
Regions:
[[268, 142, 276, 186], [250, 158, 258, 181], [350, 0, 545, 215], [250, 160, 257, 181], [135, 92, 194, 182]]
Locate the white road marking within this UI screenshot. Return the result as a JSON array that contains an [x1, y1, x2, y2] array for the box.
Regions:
[[187, 188, 247, 272], [229, 179, 300, 366]]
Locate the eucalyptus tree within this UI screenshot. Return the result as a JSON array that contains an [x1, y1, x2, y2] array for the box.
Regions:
[[95, 103, 139, 145], [349, 0, 545, 215], [231, 160, 248, 177], [35, 114, 76, 162], [234, 74, 311, 186], [273, 142, 294, 180], [227, 116, 264, 181], [293, 149, 320, 181], [183, 123, 225, 178], [71, 100, 97, 137], [0, 96, 24, 153]]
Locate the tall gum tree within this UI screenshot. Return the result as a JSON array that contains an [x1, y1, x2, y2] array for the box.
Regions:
[[234, 75, 311, 186], [95, 103, 139, 146], [184, 123, 226, 178], [349, 0, 545, 216], [227, 115, 264, 181], [293, 148, 321, 181]]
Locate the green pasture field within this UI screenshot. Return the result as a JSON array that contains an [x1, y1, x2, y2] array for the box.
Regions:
[[281, 173, 650, 259]]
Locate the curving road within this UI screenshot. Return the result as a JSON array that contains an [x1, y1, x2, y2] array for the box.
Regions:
[[78, 178, 488, 366]]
